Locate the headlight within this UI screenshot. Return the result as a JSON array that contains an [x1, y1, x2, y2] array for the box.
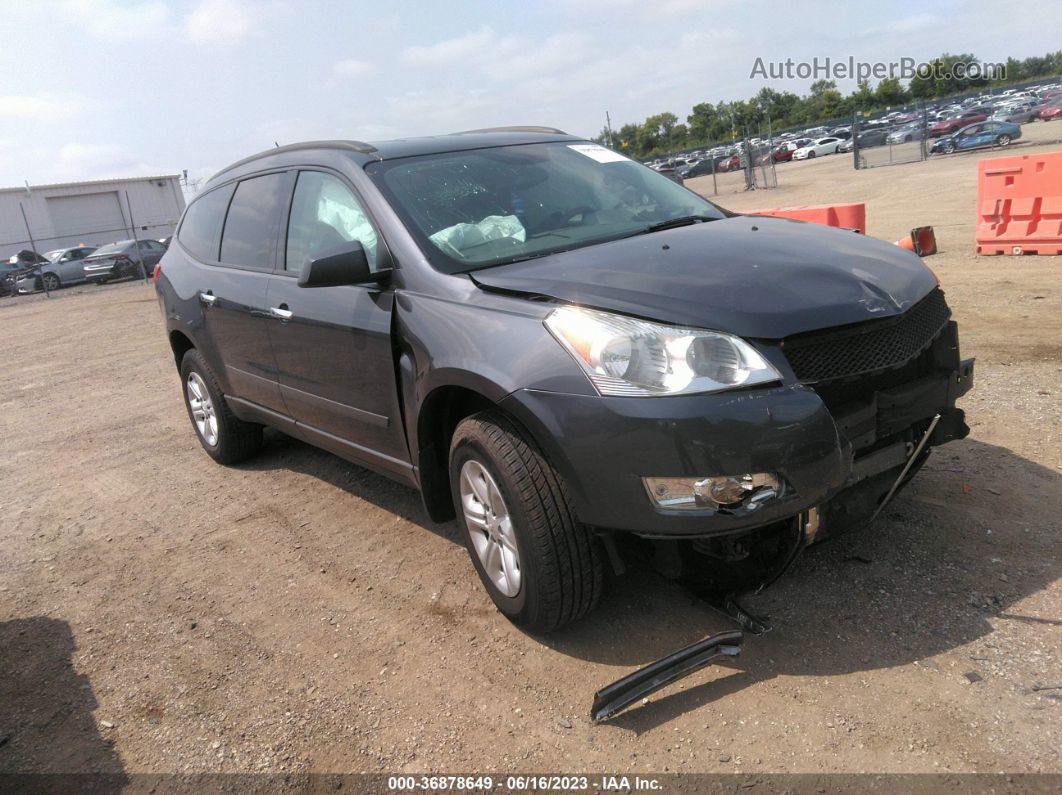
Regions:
[[544, 305, 781, 397]]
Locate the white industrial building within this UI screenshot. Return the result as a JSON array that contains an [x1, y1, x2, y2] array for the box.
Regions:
[[1, 175, 186, 258]]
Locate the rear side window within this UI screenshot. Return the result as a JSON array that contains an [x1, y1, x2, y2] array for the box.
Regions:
[[178, 185, 233, 262], [219, 172, 290, 269]]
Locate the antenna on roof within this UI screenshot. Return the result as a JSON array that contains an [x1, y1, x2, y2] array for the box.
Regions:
[[274, 141, 280, 148]]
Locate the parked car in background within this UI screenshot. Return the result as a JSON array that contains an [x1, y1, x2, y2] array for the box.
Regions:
[[887, 123, 923, 144], [677, 159, 715, 178], [3, 250, 48, 295], [994, 102, 1043, 124], [82, 239, 167, 283], [715, 153, 742, 171], [771, 143, 796, 162], [930, 110, 989, 137], [793, 137, 842, 159], [1, 260, 26, 296], [853, 128, 888, 148], [159, 236, 173, 248], [15, 245, 97, 292], [930, 120, 1021, 155], [1039, 103, 1062, 121]]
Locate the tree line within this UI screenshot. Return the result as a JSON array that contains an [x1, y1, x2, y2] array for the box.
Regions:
[[595, 51, 1062, 159]]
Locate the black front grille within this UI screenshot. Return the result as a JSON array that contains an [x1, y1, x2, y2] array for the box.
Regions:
[[782, 288, 951, 383]]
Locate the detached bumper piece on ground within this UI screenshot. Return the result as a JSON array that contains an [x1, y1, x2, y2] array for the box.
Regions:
[[591, 630, 744, 723]]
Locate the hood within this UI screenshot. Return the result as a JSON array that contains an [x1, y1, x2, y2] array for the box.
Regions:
[[469, 215, 938, 339]]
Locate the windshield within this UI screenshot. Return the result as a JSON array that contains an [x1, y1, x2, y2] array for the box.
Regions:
[[44, 249, 65, 263], [366, 141, 724, 272]]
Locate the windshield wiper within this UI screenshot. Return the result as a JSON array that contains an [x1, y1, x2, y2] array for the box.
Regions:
[[636, 215, 718, 235]]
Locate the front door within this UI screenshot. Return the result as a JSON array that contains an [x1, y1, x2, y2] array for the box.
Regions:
[[265, 169, 411, 479]]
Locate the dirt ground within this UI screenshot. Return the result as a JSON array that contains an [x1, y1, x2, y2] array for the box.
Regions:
[[1, 124, 1060, 781]]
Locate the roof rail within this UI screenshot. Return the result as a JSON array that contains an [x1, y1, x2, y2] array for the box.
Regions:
[[209, 140, 378, 183], [453, 125, 570, 136]]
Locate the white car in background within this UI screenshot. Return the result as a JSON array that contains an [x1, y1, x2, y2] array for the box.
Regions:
[[793, 137, 842, 159]]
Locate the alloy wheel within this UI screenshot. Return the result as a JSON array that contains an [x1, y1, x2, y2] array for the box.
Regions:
[[460, 459, 521, 597], [186, 372, 219, 446]]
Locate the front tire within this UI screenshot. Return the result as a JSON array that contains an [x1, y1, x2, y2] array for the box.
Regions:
[[179, 349, 263, 464], [996, 134, 1012, 146], [807, 150, 816, 158], [942, 142, 955, 154], [449, 410, 604, 633], [42, 273, 60, 291]]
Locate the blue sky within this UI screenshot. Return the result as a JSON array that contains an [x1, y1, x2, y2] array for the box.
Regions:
[[2, 0, 1060, 190]]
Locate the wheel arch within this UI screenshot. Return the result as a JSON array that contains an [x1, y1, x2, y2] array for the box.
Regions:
[[169, 329, 195, 370]]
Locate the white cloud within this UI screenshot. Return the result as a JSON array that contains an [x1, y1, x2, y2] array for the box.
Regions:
[[0, 94, 85, 119], [332, 58, 376, 79], [57, 0, 170, 39], [486, 32, 593, 81], [185, 0, 255, 45], [859, 13, 942, 37], [573, 0, 730, 16], [402, 26, 502, 66]]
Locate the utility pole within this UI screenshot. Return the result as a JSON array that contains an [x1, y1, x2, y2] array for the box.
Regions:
[[125, 191, 149, 284], [19, 202, 49, 298], [605, 111, 614, 148]]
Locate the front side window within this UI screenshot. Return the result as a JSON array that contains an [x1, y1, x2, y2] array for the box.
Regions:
[[219, 172, 290, 269], [178, 184, 234, 262], [367, 141, 723, 273], [285, 171, 378, 272]]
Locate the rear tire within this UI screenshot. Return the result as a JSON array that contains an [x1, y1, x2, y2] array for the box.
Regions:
[[449, 410, 604, 633], [179, 349, 263, 464]]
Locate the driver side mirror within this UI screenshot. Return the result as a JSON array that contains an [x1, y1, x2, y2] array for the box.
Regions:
[[297, 242, 389, 288]]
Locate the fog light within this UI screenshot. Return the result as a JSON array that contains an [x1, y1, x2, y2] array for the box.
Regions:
[[643, 473, 780, 510]]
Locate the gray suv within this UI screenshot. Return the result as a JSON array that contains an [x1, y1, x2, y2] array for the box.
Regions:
[[155, 128, 973, 632]]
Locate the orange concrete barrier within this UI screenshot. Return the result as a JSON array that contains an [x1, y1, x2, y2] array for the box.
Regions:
[[748, 203, 866, 234], [976, 152, 1062, 255]]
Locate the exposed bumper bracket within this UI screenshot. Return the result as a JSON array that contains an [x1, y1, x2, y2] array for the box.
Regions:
[[869, 412, 940, 524], [590, 630, 743, 723]]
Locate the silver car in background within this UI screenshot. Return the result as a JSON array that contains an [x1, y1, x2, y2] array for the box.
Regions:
[[15, 246, 97, 292], [82, 239, 167, 283]]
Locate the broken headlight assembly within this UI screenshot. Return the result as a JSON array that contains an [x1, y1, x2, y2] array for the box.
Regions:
[[544, 305, 781, 397], [643, 473, 782, 511]]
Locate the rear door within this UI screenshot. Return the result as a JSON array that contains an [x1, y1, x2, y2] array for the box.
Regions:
[[264, 168, 411, 479], [198, 172, 293, 413]]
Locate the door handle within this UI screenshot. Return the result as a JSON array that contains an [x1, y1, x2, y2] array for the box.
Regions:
[[268, 305, 293, 320], [199, 290, 216, 306]]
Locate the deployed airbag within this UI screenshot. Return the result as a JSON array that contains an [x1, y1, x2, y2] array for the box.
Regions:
[[429, 215, 526, 259]]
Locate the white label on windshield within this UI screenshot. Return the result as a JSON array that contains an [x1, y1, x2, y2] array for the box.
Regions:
[[568, 144, 630, 163]]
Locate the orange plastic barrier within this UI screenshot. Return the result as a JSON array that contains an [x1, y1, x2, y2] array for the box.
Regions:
[[748, 203, 866, 234], [976, 152, 1062, 256], [895, 226, 938, 256]]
